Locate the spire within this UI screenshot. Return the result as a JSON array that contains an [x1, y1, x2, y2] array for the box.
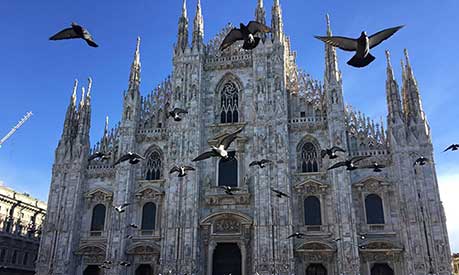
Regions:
[[255, 0, 266, 26], [86, 77, 92, 101], [385, 50, 403, 125], [324, 14, 341, 85], [401, 48, 425, 125], [128, 37, 141, 91], [271, 0, 284, 43], [63, 79, 78, 137], [104, 116, 109, 136], [192, 0, 204, 50], [176, 0, 189, 53], [79, 87, 85, 109]]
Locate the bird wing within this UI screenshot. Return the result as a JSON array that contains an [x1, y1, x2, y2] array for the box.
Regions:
[[249, 161, 259, 167], [49, 27, 80, 40], [121, 203, 130, 208], [320, 150, 328, 158], [220, 127, 244, 149], [444, 145, 454, 152], [88, 152, 101, 161], [173, 108, 188, 114], [192, 151, 217, 162], [219, 28, 244, 51], [286, 233, 296, 239], [369, 25, 404, 49], [131, 153, 145, 159], [247, 21, 271, 34], [331, 146, 346, 153], [327, 161, 347, 170], [350, 155, 370, 164], [82, 29, 98, 47], [169, 166, 181, 174], [260, 159, 273, 164], [314, 36, 358, 51], [183, 166, 196, 171], [114, 154, 130, 165]]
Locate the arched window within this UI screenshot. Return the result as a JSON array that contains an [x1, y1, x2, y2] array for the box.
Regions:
[[220, 81, 239, 124], [306, 263, 327, 275], [218, 158, 238, 187], [145, 151, 162, 180], [141, 202, 157, 231], [365, 194, 385, 224], [304, 196, 322, 226], [300, 142, 319, 173], [90, 204, 106, 232]]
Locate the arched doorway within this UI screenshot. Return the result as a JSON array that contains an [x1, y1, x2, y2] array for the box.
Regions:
[[135, 264, 153, 275], [306, 263, 327, 275], [83, 265, 100, 275], [212, 243, 242, 275], [371, 263, 394, 275]]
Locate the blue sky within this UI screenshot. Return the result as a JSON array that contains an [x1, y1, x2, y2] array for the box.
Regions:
[[0, 0, 458, 252]]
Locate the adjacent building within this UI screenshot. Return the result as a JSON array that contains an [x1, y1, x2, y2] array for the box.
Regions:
[[35, 0, 453, 274], [0, 182, 46, 275], [453, 253, 459, 275]]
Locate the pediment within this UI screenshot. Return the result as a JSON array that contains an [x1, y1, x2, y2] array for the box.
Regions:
[[85, 188, 113, 202], [126, 242, 160, 255], [294, 178, 329, 194], [200, 211, 252, 226], [75, 243, 106, 255], [135, 186, 164, 199], [296, 241, 334, 252], [362, 241, 402, 251], [353, 176, 391, 192]]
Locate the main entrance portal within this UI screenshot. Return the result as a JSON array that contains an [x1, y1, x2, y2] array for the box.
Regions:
[[212, 243, 242, 275], [83, 265, 100, 275], [371, 263, 394, 275], [135, 264, 154, 275]]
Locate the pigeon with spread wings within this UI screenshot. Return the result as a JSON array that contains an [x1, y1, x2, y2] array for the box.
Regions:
[[170, 166, 196, 178], [193, 127, 244, 162], [444, 144, 459, 152], [50, 22, 99, 47], [249, 159, 273, 169], [114, 152, 145, 166], [315, 25, 403, 67], [321, 146, 346, 159], [220, 21, 271, 51], [220, 186, 240, 195], [167, 108, 188, 122], [88, 151, 111, 162], [413, 156, 429, 166], [359, 162, 386, 173], [271, 188, 290, 198], [327, 156, 370, 171]]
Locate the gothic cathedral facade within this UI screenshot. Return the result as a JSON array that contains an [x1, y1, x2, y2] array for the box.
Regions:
[[36, 1, 453, 275]]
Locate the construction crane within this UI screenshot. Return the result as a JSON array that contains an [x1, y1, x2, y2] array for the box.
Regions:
[[0, 111, 33, 148]]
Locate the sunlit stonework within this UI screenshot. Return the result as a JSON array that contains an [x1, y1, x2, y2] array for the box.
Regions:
[[36, 1, 452, 275]]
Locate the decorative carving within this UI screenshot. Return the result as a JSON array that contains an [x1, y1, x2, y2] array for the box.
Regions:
[[85, 189, 113, 203], [213, 219, 241, 234], [135, 187, 164, 201]]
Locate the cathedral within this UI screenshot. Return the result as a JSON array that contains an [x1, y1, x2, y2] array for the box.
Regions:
[[36, 0, 453, 275]]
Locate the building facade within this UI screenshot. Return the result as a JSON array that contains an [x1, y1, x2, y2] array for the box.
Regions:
[[0, 182, 46, 275], [36, 1, 453, 275], [453, 254, 459, 275]]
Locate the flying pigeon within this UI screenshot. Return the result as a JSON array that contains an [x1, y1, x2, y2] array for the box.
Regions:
[[49, 22, 99, 47], [271, 188, 290, 198], [287, 232, 305, 239], [169, 166, 196, 177], [119, 261, 131, 267], [321, 146, 346, 159], [167, 108, 188, 122], [249, 159, 273, 168], [444, 144, 459, 152], [413, 156, 429, 166], [327, 156, 370, 171], [113, 203, 130, 214], [88, 151, 111, 162], [315, 25, 404, 68], [359, 162, 386, 173], [128, 223, 139, 229], [220, 21, 271, 51], [114, 152, 145, 166], [126, 234, 133, 239], [219, 186, 240, 195], [192, 127, 244, 162]]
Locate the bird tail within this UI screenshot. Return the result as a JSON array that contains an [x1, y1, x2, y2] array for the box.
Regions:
[[347, 53, 375, 68]]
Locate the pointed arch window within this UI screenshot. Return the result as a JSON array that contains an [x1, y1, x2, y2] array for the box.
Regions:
[[90, 204, 106, 232], [220, 81, 239, 124], [300, 142, 319, 173], [365, 194, 385, 224], [141, 202, 157, 232], [304, 196, 322, 226], [218, 157, 238, 187], [145, 151, 162, 181]]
